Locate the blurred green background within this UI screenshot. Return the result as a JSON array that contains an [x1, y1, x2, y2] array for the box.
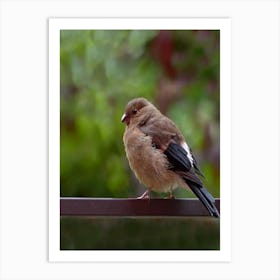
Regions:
[[60, 30, 220, 250]]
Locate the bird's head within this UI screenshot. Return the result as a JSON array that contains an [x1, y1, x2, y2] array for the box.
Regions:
[[121, 97, 151, 126]]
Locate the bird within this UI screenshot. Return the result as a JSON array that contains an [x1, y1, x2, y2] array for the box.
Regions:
[[121, 97, 220, 218]]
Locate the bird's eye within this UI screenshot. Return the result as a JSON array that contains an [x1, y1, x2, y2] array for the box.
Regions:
[[132, 108, 137, 115]]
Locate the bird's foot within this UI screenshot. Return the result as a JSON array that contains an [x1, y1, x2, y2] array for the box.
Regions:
[[137, 190, 150, 199], [167, 192, 175, 199]]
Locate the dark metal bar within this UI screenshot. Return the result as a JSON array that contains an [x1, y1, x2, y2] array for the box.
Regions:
[[60, 197, 220, 217]]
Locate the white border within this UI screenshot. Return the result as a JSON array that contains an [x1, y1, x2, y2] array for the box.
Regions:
[[49, 18, 231, 262]]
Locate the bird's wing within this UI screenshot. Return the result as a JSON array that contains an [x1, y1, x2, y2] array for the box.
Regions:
[[164, 142, 204, 186], [139, 116, 203, 186]]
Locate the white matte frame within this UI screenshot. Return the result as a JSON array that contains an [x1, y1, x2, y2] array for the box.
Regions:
[[49, 18, 232, 262], [1, 1, 279, 279]]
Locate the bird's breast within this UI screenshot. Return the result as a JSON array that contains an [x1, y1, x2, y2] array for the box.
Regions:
[[123, 127, 178, 192]]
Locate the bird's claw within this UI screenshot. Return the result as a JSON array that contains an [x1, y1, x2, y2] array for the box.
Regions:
[[137, 190, 150, 199], [167, 192, 175, 199]]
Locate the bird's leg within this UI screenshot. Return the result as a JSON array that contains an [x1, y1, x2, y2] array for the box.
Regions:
[[137, 190, 150, 199], [167, 190, 175, 199]]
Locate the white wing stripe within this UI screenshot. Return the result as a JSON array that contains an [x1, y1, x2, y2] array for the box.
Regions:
[[182, 142, 194, 166]]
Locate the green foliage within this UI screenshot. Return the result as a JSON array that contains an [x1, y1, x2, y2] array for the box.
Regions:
[[60, 30, 220, 198]]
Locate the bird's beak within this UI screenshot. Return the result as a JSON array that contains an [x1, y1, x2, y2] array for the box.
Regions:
[[121, 113, 127, 123]]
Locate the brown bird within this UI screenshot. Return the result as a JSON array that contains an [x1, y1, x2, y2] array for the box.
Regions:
[[121, 97, 220, 218]]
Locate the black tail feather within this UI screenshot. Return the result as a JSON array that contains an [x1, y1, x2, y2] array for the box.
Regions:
[[186, 181, 220, 218]]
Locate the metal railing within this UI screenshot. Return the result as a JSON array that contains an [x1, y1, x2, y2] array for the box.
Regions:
[[60, 197, 220, 217]]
